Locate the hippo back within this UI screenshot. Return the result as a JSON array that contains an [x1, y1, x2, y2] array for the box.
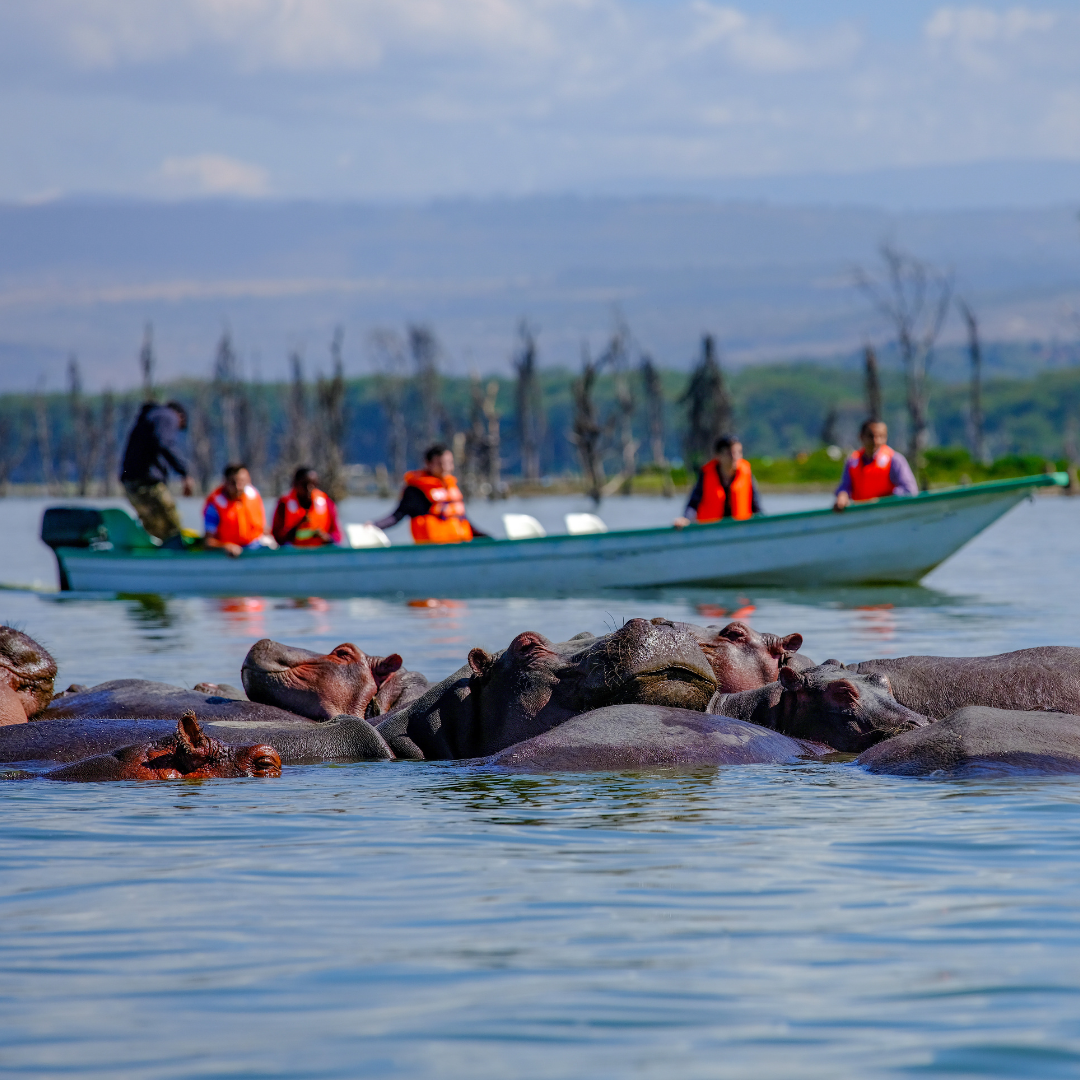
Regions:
[[38, 679, 315, 724], [850, 647, 1080, 719]]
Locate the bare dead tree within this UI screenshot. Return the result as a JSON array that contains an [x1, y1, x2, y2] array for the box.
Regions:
[[99, 389, 118, 495], [864, 344, 883, 422], [370, 330, 410, 482], [957, 298, 986, 465], [640, 355, 666, 466], [513, 322, 544, 482], [603, 325, 636, 494], [213, 330, 242, 465], [238, 363, 270, 490], [66, 356, 97, 495], [188, 386, 216, 494], [140, 323, 156, 403], [820, 404, 839, 448], [409, 325, 445, 446], [569, 346, 606, 505], [464, 374, 501, 499], [315, 327, 348, 502], [856, 244, 952, 474], [0, 407, 29, 495], [278, 352, 311, 489], [680, 334, 733, 469]]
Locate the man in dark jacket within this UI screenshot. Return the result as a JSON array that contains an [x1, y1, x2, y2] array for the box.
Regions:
[[120, 401, 194, 543]]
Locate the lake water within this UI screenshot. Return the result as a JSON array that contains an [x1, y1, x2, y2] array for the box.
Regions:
[[2, 492, 1080, 1079]]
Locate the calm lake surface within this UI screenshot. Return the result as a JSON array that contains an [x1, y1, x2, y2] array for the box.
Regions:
[[2, 492, 1080, 1078]]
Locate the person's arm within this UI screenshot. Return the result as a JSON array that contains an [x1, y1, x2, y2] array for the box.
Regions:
[[674, 470, 705, 528], [151, 410, 189, 480], [204, 502, 242, 558], [890, 453, 919, 496], [750, 475, 763, 515], [833, 459, 855, 511], [325, 500, 342, 545], [372, 487, 430, 530], [271, 499, 294, 545]]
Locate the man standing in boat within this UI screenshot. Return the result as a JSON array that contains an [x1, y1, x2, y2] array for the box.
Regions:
[[674, 435, 762, 528], [272, 466, 342, 547], [204, 464, 277, 557], [833, 420, 918, 511], [371, 444, 488, 543], [119, 400, 194, 546]]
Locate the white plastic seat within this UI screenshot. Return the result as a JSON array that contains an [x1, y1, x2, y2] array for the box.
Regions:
[[346, 523, 392, 548], [564, 513, 608, 534], [502, 513, 547, 540]]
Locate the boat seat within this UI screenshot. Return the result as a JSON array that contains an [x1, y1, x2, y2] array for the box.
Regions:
[[565, 513, 608, 535], [346, 523, 391, 548], [502, 514, 547, 540]]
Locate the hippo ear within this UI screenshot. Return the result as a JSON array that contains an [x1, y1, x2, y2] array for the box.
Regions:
[[177, 710, 208, 749], [371, 654, 403, 684], [823, 679, 860, 710], [778, 666, 805, 691], [468, 648, 494, 676], [780, 633, 803, 654]]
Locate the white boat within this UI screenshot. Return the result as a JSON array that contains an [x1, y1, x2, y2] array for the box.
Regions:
[[42, 474, 1064, 597]]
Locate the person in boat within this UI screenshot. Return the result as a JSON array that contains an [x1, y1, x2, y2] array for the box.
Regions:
[[272, 466, 342, 548], [370, 444, 489, 544], [119, 400, 194, 546], [833, 419, 918, 511], [204, 463, 278, 557], [673, 435, 762, 528]]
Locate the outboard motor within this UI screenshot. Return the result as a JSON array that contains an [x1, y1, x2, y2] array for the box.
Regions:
[[40, 507, 111, 590]]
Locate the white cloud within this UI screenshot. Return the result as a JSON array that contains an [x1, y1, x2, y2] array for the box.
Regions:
[[155, 153, 269, 196]]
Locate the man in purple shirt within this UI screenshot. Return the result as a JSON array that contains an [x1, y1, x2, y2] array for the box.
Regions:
[[833, 420, 919, 511]]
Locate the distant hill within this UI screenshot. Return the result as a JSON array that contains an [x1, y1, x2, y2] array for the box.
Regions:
[[0, 195, 1078, 391]]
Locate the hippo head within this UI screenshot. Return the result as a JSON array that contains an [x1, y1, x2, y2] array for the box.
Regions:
[[47, 712, 282, 781], [0, 626, 57, 726], [776, 662, 929, 752], [241, 639, 402, 721], [677, 619, 805, 692], [464, 618, 717, 754]]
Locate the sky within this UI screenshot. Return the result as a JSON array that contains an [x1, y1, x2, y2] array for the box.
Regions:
[[2, 1, 1080, 203]]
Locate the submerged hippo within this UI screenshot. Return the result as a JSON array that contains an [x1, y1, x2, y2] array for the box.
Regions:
[[378, 617, 719, 760], [846, 647, 1080, 718], [678, 619, 810, 691], [242, 639, 428, 720], [0, 626, 57, 726], [857, 706, 1080, 777], [0, 710, 393, 766], [480, 704, 829, 770], [710, 662, 928, 753], [40, 713, 282, 781]]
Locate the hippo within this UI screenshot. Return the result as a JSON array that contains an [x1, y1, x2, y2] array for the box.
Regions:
[[377, 618, 719, 760], [0, 626, 57, 726], [710, 662, 928, 753], [38, 713, 282, 781], [192, 682, 246, 700], [0, 711, 393, 767], [846, 647, 1080, 718], [677, 619, 810, 690], [242, 639, 428, 721], [857, 706, 1080, 778], [479, 704, 829, 770]]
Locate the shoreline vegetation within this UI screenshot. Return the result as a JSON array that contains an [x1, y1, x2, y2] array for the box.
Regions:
[[2, 323, 1079, 503]]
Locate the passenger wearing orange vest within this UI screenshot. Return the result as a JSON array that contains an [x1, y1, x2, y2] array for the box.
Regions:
[[203, 464, 277, 557], [272, 466, 342, 547], [833, 420, 918, 511], [371, 444, 488, 544], [674, 435, 762, 528]]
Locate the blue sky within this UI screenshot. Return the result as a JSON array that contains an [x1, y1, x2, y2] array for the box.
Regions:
[[1, 1, 1079, 202]]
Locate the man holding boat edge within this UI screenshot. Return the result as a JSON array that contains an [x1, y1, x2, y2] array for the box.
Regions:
[[674, 435, 762, 529], [370, 444, 489, 544], [833, 420, 918, 511], [204, 464, 278, 557]]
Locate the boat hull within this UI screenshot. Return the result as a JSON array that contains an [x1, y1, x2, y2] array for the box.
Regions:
[[52, 476, 1062, 597]]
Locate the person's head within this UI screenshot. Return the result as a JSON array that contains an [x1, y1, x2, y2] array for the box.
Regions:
[[165, 401, 188, 431], [424, 443, 454, 478], [293, 466, 318, 497], [713, 435, 743, 472], [223, 463, 251, 499], [859, 420, 888, 456]]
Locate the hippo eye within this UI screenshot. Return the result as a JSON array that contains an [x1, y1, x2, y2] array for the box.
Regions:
[[333, 648, 352, 660]]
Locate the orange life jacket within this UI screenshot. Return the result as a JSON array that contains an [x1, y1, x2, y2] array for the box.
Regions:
[[277, 487, 334, 547], [848, 446, 896, 501], [204, 484, 266, 547], [697, 458, 754, 522], [403, 470, 474, 544]]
